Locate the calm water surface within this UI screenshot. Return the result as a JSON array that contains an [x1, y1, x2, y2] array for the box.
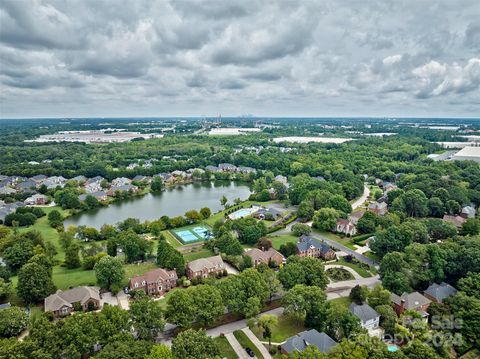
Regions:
[[64, 181, 250, 229]]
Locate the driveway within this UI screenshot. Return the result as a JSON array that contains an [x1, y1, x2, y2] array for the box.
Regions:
[[224, 262, 239, 275], [225, 333, 250, 359], [100, 291, 119, 307], [242, 327, 272, 359], [116, 291, 130, 310]]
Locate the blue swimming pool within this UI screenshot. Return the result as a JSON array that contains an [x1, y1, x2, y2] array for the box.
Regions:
[[229, 208, 254, 219], [387, 344, 398, 352]]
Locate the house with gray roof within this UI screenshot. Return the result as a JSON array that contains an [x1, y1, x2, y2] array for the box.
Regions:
[[296, 236, 336, 260], [281, 329, 337, 355], [44, 286, 101, 317], [16, 180, 37, 192], [0, 186, 16, 195], [205, 165, 219, 172], [391, 291, 431, 317], [71, 175, 87, 183], [349, 303, 380, 330], [460, 205, 476, 219], [423, 282, 458, 303]]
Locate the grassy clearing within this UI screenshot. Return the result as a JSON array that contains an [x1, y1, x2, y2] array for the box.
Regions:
[[156, 287, 181, 309], [251, 315, 305, 343], [122, 262, 158, 285], [314, 229, 357, 250], [326, 267, 354, 282], [269, 234, 298, 250], [329, 296, 352, 308], [182, 248, 214, 262], [161, 230, 183, 248], [214, 336, 238, 359], [233, 330, 264, 359], [18, 206, 68, 261]]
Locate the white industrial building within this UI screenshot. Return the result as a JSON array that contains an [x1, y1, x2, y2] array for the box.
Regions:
[[452, 147, 480, 163]]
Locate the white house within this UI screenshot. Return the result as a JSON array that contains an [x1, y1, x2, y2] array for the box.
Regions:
[[349, 303, 380, 330]]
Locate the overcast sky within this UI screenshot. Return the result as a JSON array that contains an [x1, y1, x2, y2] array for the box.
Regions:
[[1, 0, 479, 119]]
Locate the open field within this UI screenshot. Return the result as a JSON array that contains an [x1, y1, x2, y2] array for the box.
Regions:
[[269, 233, 297, 249]]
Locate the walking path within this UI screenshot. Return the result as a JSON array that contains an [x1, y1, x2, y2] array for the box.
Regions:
[[242, 327, 273, 359], [225, 332, 250, 359]]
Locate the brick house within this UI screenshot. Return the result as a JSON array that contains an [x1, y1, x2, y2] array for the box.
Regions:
[[129, 268, 177, 296], [186, 255, 225, 280], [44, 286, 101, 317], [24, 194, 48, 205], [391, 292, 431, 318], [296, 236, 336, 260], [245, 248, 286, 267]]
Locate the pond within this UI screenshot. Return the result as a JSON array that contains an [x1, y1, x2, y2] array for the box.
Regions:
[[64, 181, 251, 229]]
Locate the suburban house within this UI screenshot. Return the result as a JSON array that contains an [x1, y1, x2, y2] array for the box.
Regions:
[[296, 236, 336, 260], [391, 291, 431, 318], [218, 163, 237, 172], [460, 205, 476, 219], [44, 286, 101, 317], [348, 210, 365, 224], [274, 175, 288, 186], [71, 175, 87, 183], [186, 255, 225, 280], [24, 194, 49, 205], [79, 191, 108, 202], [132, 175, 150, 183], [238, 166, 256, 173], [107, 184, 138, 196], [0, 186, 16, 195], [383, 182, 398, 192], [349, 303, 380, 330], [336, 218, 357, 236], [442, 215, 467, 229], [244, 248, 286, 267], [281, 329, 337, 355], [111, 177, 131, 187], [368, 201, 388, 216], [16, 180, 37, 192], [31, 174, 47, 184], [252, 207, 282, 220], [129, 268, 177, 296], [205, 165, 220, 172], [423, 282, 458, 303]]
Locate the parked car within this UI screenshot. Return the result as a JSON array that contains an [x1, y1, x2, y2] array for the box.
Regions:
[[245, 347, 255, 357]]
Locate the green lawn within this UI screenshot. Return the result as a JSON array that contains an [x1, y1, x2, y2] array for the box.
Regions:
[[233, 330, 264, 359], [122, 262, 158, 286], [156, 287, 181, 309], [269, 233, 298, 250], [214, 336, 238, 359], [161, 230, 183, 248], [314, 229, 357, 250], [251, 315, 305, 343], [182, 248, 214, 262], [18, 206, 69, 261], [329, 296, 352, 308]]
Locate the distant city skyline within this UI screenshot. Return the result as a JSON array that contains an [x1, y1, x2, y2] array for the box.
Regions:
[[1, 1, 479, 118]]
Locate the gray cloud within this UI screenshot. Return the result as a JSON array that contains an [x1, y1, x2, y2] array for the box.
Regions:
[[0, 0, 479, 118]]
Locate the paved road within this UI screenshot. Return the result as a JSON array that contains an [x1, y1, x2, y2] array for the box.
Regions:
[[310, 231, 378, 267], [242, 327, 272, 359], [351, 184, 370, 210], [225, 333, 250, 359]]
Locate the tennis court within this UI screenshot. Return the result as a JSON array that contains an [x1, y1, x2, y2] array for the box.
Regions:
[[171, 224, 213, 244]]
